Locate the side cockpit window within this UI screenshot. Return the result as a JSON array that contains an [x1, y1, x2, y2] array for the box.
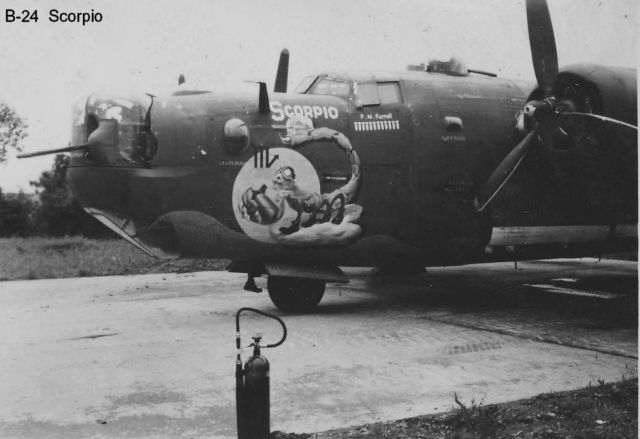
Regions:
[[377, 82, 402, 104], [355, 83, 379, 106], [355, 81, 402, 107]]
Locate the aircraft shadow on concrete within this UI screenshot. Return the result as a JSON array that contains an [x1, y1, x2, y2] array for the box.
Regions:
[[312, 270, 638, 330]]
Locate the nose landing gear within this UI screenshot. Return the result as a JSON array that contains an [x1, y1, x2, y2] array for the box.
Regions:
[[230, 262, 345, 312], [267, 276, 326, 313]]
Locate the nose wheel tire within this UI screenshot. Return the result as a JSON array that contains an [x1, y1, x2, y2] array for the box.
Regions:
[[267, 276, 326, 313]]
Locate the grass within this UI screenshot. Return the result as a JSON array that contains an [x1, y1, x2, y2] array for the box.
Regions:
[[272, 378, 638, 439], [446, 394, 504, 439], [0, 237, 228, 281]]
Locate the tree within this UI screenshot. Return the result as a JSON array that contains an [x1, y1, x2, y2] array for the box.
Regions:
[[0, 102, 28, 163], [31, 154, 107, 237]]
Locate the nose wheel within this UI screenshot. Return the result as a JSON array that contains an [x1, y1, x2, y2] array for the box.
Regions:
[[267, 276, 326, 313]]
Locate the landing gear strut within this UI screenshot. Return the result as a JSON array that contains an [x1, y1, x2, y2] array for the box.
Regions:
[[267, 276, 325, 313], [243, 274, 263, 293]]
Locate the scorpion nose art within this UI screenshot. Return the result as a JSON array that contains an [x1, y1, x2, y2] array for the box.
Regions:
[[232, 148, 321, 244], [230, 122, 363, 247]]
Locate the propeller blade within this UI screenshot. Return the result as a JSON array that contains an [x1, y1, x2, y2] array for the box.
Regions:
[[561, 112, 638, 132], [475, 129, 538, 212], [274, 48, 289, 93], [526, 0, 558, 94], [17, 143, 88, 159]]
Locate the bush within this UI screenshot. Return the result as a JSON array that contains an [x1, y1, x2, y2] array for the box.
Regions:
[[30, 154, 109, 238], [0, 189, 36, 237]]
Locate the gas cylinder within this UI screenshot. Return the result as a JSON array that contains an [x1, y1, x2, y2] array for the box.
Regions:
[[243, 336, 270, 439], [235, 308, 287, 439]]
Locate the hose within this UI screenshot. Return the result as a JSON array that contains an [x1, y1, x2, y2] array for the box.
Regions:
[[235, 307, 287, 350]]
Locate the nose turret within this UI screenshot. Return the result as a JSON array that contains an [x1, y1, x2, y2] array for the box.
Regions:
[[70, 92, 157, 168]]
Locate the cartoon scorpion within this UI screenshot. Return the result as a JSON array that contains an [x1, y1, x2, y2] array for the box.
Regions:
[[240, 127, 361, 235], [272, 165, 347, 234]]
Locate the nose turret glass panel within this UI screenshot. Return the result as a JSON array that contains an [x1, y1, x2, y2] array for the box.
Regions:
[[71, 92, 155, 166]]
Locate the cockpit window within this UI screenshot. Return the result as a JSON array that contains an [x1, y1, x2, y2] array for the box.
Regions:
[[294, 75, 317, 94], [355, 82, 379, 106], [377, 82, 402, 104], [355, 81, 402, 107], [307, 78, 351, 98]]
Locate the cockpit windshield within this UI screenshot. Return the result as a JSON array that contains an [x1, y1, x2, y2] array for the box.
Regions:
[[307, 78, 351, 98], [294, 75, 317, 94], [295, 76, 351, 98]]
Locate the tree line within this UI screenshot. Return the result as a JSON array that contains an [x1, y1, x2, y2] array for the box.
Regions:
[[0, 154, 109, 238]]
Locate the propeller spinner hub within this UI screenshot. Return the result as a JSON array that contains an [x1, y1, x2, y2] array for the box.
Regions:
[[523, 96, 558, 118]]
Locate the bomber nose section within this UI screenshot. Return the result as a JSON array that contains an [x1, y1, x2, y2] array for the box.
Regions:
[[66, 92, 172, 258]]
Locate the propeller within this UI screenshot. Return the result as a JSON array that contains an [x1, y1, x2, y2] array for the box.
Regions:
[[475, 0, 637, 212], [274, 48, 289, 93], [474, 129, 538, 212], [474, 0, 557, 211], [526, 0, 557, 95]]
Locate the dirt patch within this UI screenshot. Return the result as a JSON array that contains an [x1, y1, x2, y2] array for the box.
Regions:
[[272, 379, 637, 439]]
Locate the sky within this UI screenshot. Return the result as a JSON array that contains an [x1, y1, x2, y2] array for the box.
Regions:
[[0, 0, 636, 193]]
